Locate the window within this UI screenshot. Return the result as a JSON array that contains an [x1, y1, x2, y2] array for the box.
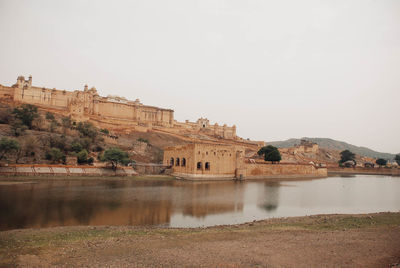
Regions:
[[197, 162, 202, 170], [182, 158, 186, 167], [205, 162, 210, 170], [206, 151, 208, 155], [170, 158, 174, 166], [176, 158, 180, 166]]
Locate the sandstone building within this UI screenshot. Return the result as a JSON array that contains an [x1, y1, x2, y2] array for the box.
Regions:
[[163, 143, 246, 179], [164, 143, 327, 180], [0, 76, 239, 139]]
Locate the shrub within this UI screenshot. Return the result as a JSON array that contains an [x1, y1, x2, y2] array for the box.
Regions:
[[12, 104, 39, 129], [77, 149, 88, 164], [0, 137, 20, 161], [71, 142, 83, 153], [47, 148, 65, 164]]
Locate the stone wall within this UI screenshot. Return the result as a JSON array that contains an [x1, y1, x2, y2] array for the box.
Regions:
[[244, 163, 327, 179], [0, 165, 137, 176], [328, 167, 400, 176]]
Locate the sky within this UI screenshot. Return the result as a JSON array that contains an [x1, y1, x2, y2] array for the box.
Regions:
[[0, 0, 399, 154]]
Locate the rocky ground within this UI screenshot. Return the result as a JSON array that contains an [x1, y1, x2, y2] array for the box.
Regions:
[[1, 213, 399, 268]]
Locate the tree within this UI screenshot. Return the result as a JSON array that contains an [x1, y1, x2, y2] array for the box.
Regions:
[[77, 149, 88, 164], [71, 142, 83, 153], [339, 150, 355, 163], [395, 154, 400, 165], [258, 145, 281, 164], [76, 121, 98, 140], [101, 147, 130, 170], [265, 149, 282, 163], [47, 148, 65, 164], [45, 112, 55, 120], [0, 137, 20, 161], [61, 117, 72, 134], [10, 119, 28, 136], [12, 104, 39, 129], [257, 145, 276, 157], [376, 158, 387, 167]]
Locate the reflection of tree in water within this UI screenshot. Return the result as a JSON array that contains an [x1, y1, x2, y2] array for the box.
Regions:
[[258, 182, 280, 212], [0, 180, 174, 230]]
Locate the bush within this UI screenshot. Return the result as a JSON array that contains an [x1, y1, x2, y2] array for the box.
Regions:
[[0, 109, 13, 124], [94, 145, 104, 152], [87, 157, 94, 165], [100, 128, 109, 135], [47, 148, 65, 164], [12, 104, 39, 129], [71, 142, 83, 153], [0, 137, 20, 161], [77, 149, 88, 164], [376, 158, 387, 167], [45, 112, 55, 120], [10, 119, 28, 136], [395, 154, 400, 165], [137, 137, 150, 144], [76, 121, 98, 140]]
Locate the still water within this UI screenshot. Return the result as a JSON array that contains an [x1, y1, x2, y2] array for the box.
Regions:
[[0, 175, 399, 230]]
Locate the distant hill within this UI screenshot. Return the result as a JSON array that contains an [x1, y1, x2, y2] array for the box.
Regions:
[[267, 137, 396, 160]]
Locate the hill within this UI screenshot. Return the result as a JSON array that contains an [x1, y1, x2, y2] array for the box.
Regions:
[[267, 137, 396, 160]]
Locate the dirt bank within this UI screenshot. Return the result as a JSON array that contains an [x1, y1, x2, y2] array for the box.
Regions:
[[1, 213, 400, 267]]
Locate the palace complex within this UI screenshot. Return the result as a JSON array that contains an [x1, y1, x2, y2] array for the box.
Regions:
[[0, 75, 241, 141], [0, 75, 328, 179], [164, 143, 327, 180]]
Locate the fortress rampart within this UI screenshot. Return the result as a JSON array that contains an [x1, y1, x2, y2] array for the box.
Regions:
[[0, 76, 239, 140]]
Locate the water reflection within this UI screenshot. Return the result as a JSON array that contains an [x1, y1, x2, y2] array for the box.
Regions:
[[0, 175, 400, 230]]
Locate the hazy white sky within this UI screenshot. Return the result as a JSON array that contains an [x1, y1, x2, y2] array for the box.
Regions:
[[0, 0, 399, 153]]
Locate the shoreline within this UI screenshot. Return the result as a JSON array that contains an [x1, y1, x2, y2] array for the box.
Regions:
[[1, 212, 399, 267]]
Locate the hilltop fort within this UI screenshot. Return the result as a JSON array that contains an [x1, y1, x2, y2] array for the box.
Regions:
[[0, 76, 262, 147]]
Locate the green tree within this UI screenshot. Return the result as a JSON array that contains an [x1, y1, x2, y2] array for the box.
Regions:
[[0, 137, 20, 161], [395, 154, 400, 165], [12, 104, 39, 129], [258, 145, 281, 164], [376, 158, 387, 167], [265, 149, 282, 163], [76, 121, 98, 140], [257, 145, 276, 157], [47, 148, 65, 164], [339, 150, 355, 163], [10, 119, 28, 136], [77, 149, 88, 164], [71, 142, 83, 153], [45, 112, 55, 120], [101, 147, 130, 170]]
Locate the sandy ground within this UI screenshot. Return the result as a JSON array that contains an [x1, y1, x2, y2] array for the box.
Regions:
[[1, 213, 400, 268]]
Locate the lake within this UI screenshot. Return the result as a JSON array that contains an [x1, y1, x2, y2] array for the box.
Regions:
[[0, 175, 399, 230]]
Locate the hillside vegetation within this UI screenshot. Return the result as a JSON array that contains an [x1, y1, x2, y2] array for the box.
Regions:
[[268, 137, 395, 160]]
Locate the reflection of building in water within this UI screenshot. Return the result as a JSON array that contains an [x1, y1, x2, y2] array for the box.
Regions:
[[172, 182, 244, 218], [257, 182, 280, 212], [0, 180, 174, 230]]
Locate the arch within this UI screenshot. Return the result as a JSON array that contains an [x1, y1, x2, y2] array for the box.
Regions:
[[182, 158, 186, 167], [176, 158, 180, 166], [170, 157, 174, 166], [205, 162, 210, 170], [197, 162, 202, 170]]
